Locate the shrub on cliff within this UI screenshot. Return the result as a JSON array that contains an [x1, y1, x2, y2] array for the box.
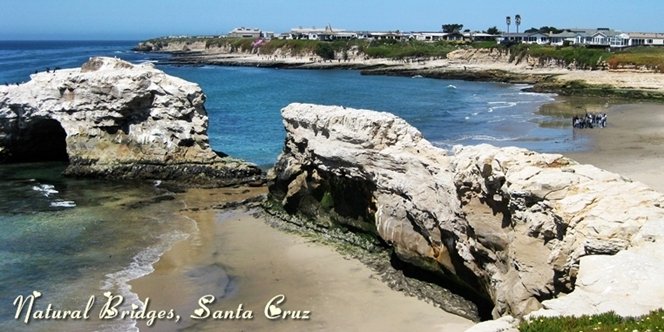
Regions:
[[527, 45, 609, 69], [315, 43, 336, 59], [504, 44, 609, 69], [607, 47, 664, 73], [364, 40, 455, 59]]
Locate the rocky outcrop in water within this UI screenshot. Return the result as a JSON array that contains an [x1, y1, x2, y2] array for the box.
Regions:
[[0, 57, 262, 186], [268, 103, 664, 322]]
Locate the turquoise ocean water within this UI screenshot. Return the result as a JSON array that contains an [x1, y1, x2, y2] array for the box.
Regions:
[[0, 41, 583, 331]]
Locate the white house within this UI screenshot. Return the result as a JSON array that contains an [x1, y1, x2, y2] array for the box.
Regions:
[[548, 31, 577, 46], [367, 32, 406, 41], [627, 32, 664, 46], [228, 27, 262, 39], [571, 28, 629, 48], [288, 27, 327, 40], [499, 33, 549, 45], [288, 26, 357, 41], [499, 28, 635, 48], [411, 32, 447, 42]]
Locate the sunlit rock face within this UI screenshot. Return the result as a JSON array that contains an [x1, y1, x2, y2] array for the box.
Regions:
[[270, 103, 664, 319], [0, 57, 262, 186]]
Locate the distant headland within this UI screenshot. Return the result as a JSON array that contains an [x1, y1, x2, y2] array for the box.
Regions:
[[135, 23, 664, 101]]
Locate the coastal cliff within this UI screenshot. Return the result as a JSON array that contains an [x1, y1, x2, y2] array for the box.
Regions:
[[0, 57, 262, 185], [136, 38, 664, 100], [268, 103, 664, 323]]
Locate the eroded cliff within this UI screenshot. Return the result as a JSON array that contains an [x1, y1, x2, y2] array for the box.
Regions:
[[268, 103, 664, 322]]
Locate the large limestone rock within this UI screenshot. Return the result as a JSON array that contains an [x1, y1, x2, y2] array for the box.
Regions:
[[269, 103, 664, 321], [0, 57, 262, 185], [453, 144, 664, 320]]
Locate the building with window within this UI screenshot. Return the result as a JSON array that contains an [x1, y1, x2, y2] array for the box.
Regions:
[[287, 25, 358, 41], [498, 28, 636, 48], [627, 33, 664, 46], [228, 27, 263, 39], [571, 28, 629, 48], [411, 32, 447, 42], [498, 33, 549, 44]]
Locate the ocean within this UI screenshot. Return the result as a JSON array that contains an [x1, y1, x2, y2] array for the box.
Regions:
[[0, 40, 583, 331]]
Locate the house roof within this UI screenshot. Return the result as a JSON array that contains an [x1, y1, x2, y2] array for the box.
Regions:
[[568, 28, 624, 37], [501, 32, 548, 38], [471, 33, 498, 37], [549, 31, 577, 38], [410, 31, 447, 36], [628, 32, 664, 39], [501, 33, 531, 38]]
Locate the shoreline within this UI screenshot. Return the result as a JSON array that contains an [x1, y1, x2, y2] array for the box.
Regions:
[[129, 187, 475, 332], [128, 47, 664, 330], [128, 99, 664, 331], [4, 41, 663, 331], [125, 101, 664, 331], [146, 49, 664, 101]]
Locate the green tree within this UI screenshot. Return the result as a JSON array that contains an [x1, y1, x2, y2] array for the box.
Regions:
[[442, 24, 464, 33], [486, 26, 500, 35], [537, 26, 563, 34]]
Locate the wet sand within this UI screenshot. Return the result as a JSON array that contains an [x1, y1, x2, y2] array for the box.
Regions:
[[130, 187, 474, 332], [565, 102, 664, 192]]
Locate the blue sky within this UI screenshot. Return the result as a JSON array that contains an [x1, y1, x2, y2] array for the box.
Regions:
[[1, 0, 663, 40]]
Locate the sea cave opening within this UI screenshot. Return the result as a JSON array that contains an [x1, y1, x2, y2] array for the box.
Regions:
[[9, 118, 69, 163]]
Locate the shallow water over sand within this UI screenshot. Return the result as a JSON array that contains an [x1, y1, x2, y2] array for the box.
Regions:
[[0, 163, 195, 331]]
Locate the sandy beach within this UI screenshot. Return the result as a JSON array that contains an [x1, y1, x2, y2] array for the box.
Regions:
[[130, 187, 474, 332], [564, 102, 664, 192], [128, 99, 664, 332]]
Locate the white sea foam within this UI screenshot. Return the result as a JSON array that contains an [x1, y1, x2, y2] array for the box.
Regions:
[[32, 184, 58, 197], [518, 91, 556, 101], [50, 200, 76, 208], [411, 75, 423, 78], [487, 101, 518, 110], [100, 220, 193, 332], [454, 134, 521, 142], [447, 84, 457, 89]]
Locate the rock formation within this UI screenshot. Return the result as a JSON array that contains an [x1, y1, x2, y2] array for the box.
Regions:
[[0, 57, 262, 186], [269, 103, 664, 321]]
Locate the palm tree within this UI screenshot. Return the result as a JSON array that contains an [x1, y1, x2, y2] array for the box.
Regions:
[[515, 14, 522, 33], [506, 16, 511, 34]]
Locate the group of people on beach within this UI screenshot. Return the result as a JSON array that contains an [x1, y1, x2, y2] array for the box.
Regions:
[[573, 113, 607, 129]]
